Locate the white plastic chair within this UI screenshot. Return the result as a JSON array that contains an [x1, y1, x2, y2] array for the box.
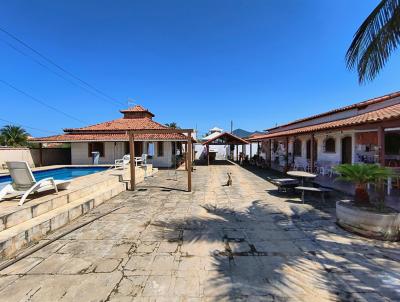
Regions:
[[115, 154, 130, 169], [0, 161, 71, 206]]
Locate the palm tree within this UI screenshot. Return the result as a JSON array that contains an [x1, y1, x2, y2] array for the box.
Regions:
[[0, 125, 30, 147], [346, 0, 400, 83], [334, 164, 392, 204], [165, 122, 179, 129]]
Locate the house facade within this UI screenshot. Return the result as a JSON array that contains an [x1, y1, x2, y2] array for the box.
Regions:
[[31, 105, 188, 168], [249, 91, 400, 172]]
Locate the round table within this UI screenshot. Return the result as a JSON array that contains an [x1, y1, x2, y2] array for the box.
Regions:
[[287, 170, 317, 185]]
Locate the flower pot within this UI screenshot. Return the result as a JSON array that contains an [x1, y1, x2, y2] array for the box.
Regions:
[[336, 201, 400, 241]]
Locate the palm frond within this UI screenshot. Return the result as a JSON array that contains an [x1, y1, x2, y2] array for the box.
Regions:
[[346, 0, 400, 83]]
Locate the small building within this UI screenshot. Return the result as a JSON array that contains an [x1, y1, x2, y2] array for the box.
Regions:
[[195, 127, 259, 161], [249, 91, 400, 172], [31, 105, 188, 168]]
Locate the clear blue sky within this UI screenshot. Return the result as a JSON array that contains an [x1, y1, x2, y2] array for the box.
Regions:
[[1, 1, 399, 137]]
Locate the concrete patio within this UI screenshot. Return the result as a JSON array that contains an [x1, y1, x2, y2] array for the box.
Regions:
[[0, 163, 399, 301]]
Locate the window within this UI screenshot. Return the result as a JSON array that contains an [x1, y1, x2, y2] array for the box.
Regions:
[[88, 142, 104, 157], [324, 137, 336, 153], [157, 141, 164, 157]]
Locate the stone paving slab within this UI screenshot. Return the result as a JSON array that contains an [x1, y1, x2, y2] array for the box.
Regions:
[[0, 164, 399, 301]]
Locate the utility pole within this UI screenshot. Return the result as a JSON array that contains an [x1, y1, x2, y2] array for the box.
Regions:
[[230, 120, 233, 133]]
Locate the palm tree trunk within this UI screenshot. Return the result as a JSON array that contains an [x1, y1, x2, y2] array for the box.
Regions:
[[354, 183, 370, 204]]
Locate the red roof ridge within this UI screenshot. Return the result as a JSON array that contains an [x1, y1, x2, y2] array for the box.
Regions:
[[250, 102, 400, 140], [265, 90, 400, 132]]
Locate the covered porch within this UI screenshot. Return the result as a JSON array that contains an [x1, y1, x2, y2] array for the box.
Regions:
[[201, 132, 248, 165]]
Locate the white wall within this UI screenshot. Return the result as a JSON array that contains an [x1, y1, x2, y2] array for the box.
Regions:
[[149, 141, 173, 168], [71, 141, 174, 168], [0, 147, 35, 168]]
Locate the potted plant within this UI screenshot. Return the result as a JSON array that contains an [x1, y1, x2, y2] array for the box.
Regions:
[[333, 164, 399, 241], [334, 164, 392, 204]]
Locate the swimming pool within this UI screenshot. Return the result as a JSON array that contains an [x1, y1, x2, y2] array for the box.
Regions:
[[0, 166, 108, 189]]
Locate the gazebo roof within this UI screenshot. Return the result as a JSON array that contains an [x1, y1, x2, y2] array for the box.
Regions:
[[202, 132, 248, 145]]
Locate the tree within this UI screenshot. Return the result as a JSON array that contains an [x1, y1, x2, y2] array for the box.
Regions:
[[0, 125, 30, 147], [334, 164, 392, 204], [165, 122, 179, 129], [346, 0, 400, 83]]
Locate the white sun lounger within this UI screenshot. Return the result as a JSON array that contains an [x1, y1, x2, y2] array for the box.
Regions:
[[0, 161, 71, 206]]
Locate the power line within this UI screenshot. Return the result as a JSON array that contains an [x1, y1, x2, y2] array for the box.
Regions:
[[0, 78, 87, 124], [0, 38, 123, 108], [0, 117, 58, 135], [0, 26, 125, 106]]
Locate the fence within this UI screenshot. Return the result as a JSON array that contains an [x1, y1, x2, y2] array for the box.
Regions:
[[0, 147, 71, 168]]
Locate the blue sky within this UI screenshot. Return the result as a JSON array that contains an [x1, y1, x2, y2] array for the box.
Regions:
[[1, 1, 399, 137]]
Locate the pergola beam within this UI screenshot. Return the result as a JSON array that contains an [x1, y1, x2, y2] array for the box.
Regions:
[[128, 129, 193, 192]]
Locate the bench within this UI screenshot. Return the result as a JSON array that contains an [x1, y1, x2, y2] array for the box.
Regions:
[[295, 186, 332, 203], [271, 178, 299, 192]]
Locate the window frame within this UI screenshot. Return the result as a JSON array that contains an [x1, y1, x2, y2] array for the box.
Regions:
[[324, 137, 336, 153]]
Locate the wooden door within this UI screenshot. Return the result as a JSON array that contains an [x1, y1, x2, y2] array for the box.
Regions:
[[341, 136, 352, 164]]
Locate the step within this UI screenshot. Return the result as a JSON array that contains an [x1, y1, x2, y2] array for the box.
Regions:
[[0, 180, 126, 260], [0, 170, 123, 232]]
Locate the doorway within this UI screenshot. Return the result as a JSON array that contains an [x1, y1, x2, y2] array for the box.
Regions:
[[124, 141, 143, 157], [341, 136, 352, 164], [306, 139, 318, 161]]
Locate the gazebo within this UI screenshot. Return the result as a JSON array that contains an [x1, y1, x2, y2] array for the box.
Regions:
[[202, 132, 248, 165]]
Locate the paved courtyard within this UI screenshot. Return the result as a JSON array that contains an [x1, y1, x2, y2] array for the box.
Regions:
[[0, 163, 399, 301]]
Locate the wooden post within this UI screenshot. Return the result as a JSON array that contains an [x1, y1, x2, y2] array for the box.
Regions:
[[187, 134, 192, 192], [184, 142, 188, 171], [378, 126, 385, 166], [39, 143, 43, 167], [310, 134, 315, 173], [250, 143, 252, 159], [129, 133, 135, 191]]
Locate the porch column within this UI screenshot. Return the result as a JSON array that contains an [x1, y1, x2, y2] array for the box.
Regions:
[[129, 133, 135, 191], [378, 126, 385, 166], [187, 134, 192, 192], [310, 134, 315, 172], [285, 137, 289, 171], [250, 143, 253, 159], [207, 144, 210, 166], [269, 139, 272, 167], [39, 143, 43, 167], [237, 145, 239, 161], [292, 137, 295, 165]]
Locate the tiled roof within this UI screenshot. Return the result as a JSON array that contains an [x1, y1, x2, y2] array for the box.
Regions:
[[65, 117, 167, 132], [265, 90, 400, 131], [30, 132, 188, 142], [249, 102, 400, 141], [119, 105, 155, 116], [202, 132, 249, 145]]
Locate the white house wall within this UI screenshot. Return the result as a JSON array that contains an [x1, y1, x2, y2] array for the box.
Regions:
[[71, 141, 174, 168]]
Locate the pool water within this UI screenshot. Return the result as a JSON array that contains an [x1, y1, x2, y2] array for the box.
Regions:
[[0, 166, 108, 189]]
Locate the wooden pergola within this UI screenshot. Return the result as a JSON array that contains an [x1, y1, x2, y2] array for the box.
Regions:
[[202, 132, 248, 165], [128, 128, 194, 192]]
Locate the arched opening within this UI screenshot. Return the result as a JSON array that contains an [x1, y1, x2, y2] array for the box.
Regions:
[[324, 137, 336, 153]]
